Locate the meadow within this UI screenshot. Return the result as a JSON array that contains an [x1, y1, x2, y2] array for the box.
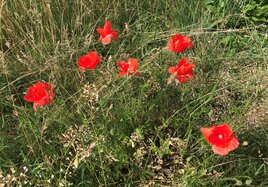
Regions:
[[1, 0, 268, 186]]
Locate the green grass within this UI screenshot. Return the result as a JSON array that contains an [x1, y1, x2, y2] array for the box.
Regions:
[[1, 0, 268, 186]]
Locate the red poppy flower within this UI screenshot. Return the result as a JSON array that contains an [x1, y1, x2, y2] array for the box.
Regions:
[[96, 21, 118, 45], [77, 51, 101, 70], [168, 58, 194, 84], [24, 82, 55, 111], [201, 123, 239, 156], [167, 34, 192, 53], [117, 58, 140, 77]]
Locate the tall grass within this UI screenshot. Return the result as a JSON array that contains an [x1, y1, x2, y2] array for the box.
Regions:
[[1, 0, 268, 186]]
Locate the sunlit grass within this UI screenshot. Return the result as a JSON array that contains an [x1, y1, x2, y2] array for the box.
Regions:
[[1, 0, 267, 186]]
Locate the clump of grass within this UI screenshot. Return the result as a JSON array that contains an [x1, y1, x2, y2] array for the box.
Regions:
[[1, 0, 268, 186]]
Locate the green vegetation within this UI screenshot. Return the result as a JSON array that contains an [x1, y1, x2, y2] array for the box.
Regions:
[[1, 0, 267, 186]]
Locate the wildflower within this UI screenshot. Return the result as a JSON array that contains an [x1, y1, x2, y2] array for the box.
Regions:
[[24, 82, 55, 111], [168, 58, 194, 84], [77, 51, 100, 70], [201, 123, 239, 155], [117, 58, 140, 77], [167, 34, 192, 53], [96, 21, 118, 45]]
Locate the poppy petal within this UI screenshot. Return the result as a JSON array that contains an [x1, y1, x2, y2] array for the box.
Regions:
[[96, 28, 106, 38], [167, 34, 192, 53], [185, 64, 195, 71], [168, 67, 177, 73], [212, 137, 239, 155], [212, 145, 231, 155], [201, 127, 215, 143], [77, 55, 90, 69], [104, 21, 111, 31], [177, 76, 188, 83], [24, 82, 55, 111], [88, 52, 100, 65], [167, 41, 174, 51], [128, 58, 138, 71], [117, 58, 139, 77], [24, 87, 38, 102], [77, 52, 100, 70], [177, 58, 188, 68], [97, 21, 118, 45], [117, 61, 129, 72], [229, 136, 239, 150], [111, 31, 118, 39], [186, 72, 194, 79], [101, 35, 112, 45]]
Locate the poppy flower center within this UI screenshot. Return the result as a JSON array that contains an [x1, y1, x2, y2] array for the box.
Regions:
[[208, 132, 230, 146]]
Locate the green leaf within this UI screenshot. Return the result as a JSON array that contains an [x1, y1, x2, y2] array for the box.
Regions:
[[220, 36, 232, 45], [208, 18, 224, 28], [245, 178, 253, 185], [235, 180, 243, 186], [220, 0, 225, 8]]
